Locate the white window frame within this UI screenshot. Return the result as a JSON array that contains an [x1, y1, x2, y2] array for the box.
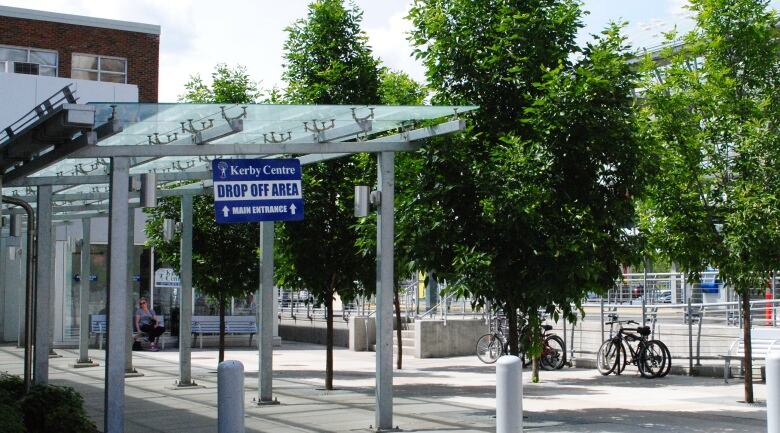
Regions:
[[0, 44, 58, 76], [71, 53, 127, 84]]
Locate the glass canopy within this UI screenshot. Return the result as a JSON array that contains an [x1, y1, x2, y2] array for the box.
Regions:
[[3, 102, 478, 213]]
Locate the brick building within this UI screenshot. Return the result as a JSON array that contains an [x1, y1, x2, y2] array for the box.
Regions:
[[0, 5, 159, 102]]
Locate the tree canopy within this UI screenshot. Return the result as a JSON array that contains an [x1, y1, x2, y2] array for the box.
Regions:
[[638, 0, 780, 402], [407, 0, 648, 354], [276, 0, 382, 389]]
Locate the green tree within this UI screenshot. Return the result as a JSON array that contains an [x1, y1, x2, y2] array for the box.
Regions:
[[147, 64, 261, 363], [407, 0, 647, 360], [639, 0, 780, 403], [354, 69, 429, 370], [179, 63, 260, 103], [277, 0, 381, 390]]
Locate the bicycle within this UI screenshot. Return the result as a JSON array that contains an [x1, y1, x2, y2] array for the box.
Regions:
[[596, 318, 671, 378], [476, 317, 566, 370]]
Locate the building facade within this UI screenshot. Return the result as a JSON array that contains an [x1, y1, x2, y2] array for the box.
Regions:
[[0, 5, 159, 102]]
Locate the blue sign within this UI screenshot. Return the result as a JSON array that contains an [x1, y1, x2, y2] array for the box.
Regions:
[[212, 159, 304, 223]]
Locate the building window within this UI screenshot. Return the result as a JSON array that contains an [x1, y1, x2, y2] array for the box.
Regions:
[[71, 54, 127, 83], [0, 45, 58, 76]]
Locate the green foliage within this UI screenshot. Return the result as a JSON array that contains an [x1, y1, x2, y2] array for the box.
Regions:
[[0, 374, 97, 433], [145, 196, 260, 303], [408, 0, 647, 354], [277, 0, 381, 302], [639, 0, 780, 291], [638, 0, 780, 403], [379, 69, 428, 105], [179, 64, 260, 103]]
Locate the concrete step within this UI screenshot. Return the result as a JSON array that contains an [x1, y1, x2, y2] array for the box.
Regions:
[[369, 343, 414, 354], [401, 330, 415, 339]]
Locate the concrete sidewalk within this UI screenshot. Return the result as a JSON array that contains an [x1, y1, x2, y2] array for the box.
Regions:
[[0, 342, 768, 432]]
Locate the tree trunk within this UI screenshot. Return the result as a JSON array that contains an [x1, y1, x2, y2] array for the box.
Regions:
[[394, 288, 403, 370], [218, 297, 226, 364], [531, 357, 540, 383], [325, 287, 334, 390], [506, 305, 519, 356], [741, 292, 754, 403]]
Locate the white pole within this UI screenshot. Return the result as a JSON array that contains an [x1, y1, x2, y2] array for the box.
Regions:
[[218, 360, 245, 433], [767, 351, 780, 433], [496, 355, 523, 433]]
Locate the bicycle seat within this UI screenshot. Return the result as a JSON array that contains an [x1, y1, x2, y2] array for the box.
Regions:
[[638, 326, 650, 336], [542, 325, 553, 331]]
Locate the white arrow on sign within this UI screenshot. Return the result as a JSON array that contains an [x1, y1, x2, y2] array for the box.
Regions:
[[290, 204, 297, 215], [222, 206, 230, 218]]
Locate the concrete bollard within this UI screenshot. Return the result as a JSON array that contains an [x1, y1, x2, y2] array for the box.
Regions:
[[218, 360, 245, 433], [768, 352, 780, 433], [496, 355, 523, 433]]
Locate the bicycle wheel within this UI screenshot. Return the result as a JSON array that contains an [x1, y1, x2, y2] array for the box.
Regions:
[[638, 340, 666, 378], [596, 339, 620, 375], [540, 335, 566, 370], [652, 340, 672, 378], [476, 333, 503, 363], [615, 341, 629, 375]]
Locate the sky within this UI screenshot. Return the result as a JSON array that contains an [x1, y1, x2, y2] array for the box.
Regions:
[[4, 0, 780, 102]]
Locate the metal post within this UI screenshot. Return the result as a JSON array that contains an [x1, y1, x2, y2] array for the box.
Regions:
[[600, 297, 605, 343], [375, 151, 394, 430], [2, 195, 36, 391], [125, 210, 138, 375], [178, 195, 195, 386], [496, 356, 522, 433], [772, 272, 777, 327], [218, 360, 245, 433], [75, 219, 96, 366], [257, 221, 276, 404], [105, 157, 130, 433], [687, 297, 693, 375], [641, 296, 647, 326], [34, 185, 53, 384], [767, 352, 780, 433]]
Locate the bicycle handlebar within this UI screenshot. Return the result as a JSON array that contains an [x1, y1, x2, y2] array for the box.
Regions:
[[605, 319, 639, 325]]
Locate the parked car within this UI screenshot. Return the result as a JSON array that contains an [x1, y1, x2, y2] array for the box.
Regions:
[[658, 290, 672, 303]]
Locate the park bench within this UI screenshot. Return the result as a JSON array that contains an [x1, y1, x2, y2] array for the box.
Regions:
[[191, 315, 258, 349], [721, 328, 780, 383], [90, 314, 168, 350]]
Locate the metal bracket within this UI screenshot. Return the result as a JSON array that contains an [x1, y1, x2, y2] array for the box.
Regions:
[[147, 132, 179, 145], [180, 118, 214, 134], [263, 131, 292, 144], [303, 119, 335, 133], [221, 106, 248, 122], [173, 160, 195, 171], [352, 107, 375, 123]]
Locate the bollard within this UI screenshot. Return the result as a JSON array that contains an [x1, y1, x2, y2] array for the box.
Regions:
[[768, 352, 780, 433], [218, 360, 245, 433], [496, 355, 522, 433]]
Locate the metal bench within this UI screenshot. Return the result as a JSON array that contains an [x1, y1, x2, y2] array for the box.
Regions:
[[191, 315, 258, 349], [91, 314, 167, 350], [721, 328, 780, 383], [90, 314, 107, 350]]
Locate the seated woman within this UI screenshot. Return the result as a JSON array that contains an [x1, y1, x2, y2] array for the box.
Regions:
[[134, 297, 165, 351]]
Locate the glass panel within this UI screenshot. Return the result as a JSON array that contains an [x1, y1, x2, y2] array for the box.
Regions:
[[0, 47, 27, 62], [30, 50, 56, 66], [72, 54, 97, 70], [99, 72, 126, 83], [39, 66, 57, 76], [71, 69, 98, 81], [100, 57, 125, 73]]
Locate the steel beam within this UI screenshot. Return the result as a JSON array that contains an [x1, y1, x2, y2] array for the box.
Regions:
[[258, 221, 275, 403], [34, 185, 53, 384], [375, 151, 395, 430], [71, 141, 418, 158], [105, 157, 130, 433], [178, 195, 195, 386]]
